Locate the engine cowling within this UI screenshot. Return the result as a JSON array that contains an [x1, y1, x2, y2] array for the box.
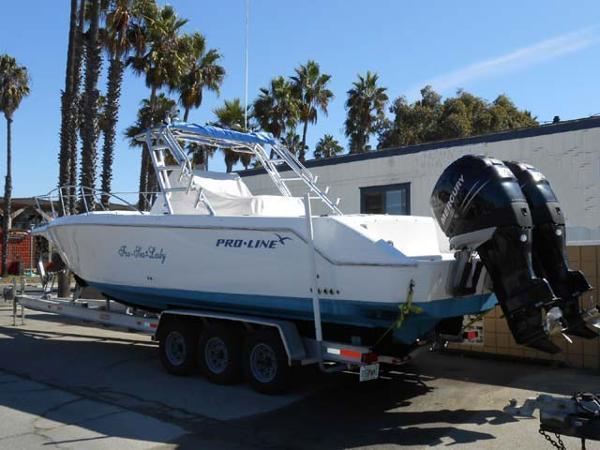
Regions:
[[431, 155, 560, 353]]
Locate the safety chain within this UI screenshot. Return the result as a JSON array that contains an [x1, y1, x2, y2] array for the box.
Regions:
[[539, 428, 566, 450]]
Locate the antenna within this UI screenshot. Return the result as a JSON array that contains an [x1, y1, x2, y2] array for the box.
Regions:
[[244, 0, 249, 130]]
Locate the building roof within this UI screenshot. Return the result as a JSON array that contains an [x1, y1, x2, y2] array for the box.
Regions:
[[238, 115, 600, 176], [0, 197, 51, 210]]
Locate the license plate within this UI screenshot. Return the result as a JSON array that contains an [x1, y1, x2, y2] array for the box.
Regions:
[[359, 363, 379, 382]]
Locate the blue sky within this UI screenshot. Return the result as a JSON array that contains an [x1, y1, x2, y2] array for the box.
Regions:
[[1, 0, 599, 197]]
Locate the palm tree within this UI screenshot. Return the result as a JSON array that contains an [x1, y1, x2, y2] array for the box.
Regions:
[[57, 0, 86, 296], [345, 71, 388, 154], [125, 94, 177, 208], [253, 76, 298, 141], [291, 60, 333, 162], [187, 144, 216, 170], [129, 4, 187, 102], [99, 0, 146, 207], [60, 0, 86, 214], [70, 0, 87, 211], [314, 134, 343, 159], [177, 32, 225, 121], [281, 130, 302, 156], [212, 98, 248, 172], [126, 95, 177, 144], [0, 55, 30, 275], [79, 0, 103, 208], [129, 3, 187, 207], [58, 0, 80, 215], [239, 151, 252, 170]]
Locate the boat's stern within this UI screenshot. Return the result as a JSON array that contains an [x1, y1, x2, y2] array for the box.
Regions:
[[430, 155, 598, 353], [390, 291, 497, 347]]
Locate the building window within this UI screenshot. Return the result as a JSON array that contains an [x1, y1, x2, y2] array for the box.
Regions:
[[360, 183, 410, 215]]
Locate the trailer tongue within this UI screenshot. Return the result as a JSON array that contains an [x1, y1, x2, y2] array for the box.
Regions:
[[431, 155, 597, 353], [506, 392, 600, 449]]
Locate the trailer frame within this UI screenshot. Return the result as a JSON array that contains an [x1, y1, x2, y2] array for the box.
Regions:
[[13, 292, 410, 391]]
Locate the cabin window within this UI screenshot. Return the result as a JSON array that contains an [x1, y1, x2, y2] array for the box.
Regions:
[[360, 183, 410, 215]]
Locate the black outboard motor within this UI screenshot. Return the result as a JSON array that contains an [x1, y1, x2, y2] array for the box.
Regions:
[[504, 161, 596, 339], [431, 155, 560, 353]]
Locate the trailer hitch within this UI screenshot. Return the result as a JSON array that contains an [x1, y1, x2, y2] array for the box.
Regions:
[[505, 392, 600, 449], [581, 306, 600, 330]]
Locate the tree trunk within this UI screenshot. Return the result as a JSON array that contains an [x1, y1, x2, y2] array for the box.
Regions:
[[139, 87, 157, 210], [79, 0, 101, 210], [183, 107, 190, 122], [58, 89, 72, 213], [2, 117, 12, 276], [101, 58, 124, 207], [68, 0, 85, 213], [300, 120, 308, 162], [57, 271, 71, 297], [138, 151, 149, 209], [56, 0, 80, 297], [58, 0, 79, 216]]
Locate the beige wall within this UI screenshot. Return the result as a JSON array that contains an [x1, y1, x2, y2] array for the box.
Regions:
[[242, 126, 600, 239]]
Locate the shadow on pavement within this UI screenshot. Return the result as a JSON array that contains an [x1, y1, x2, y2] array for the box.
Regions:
[[406, 351, 600, 397], [174, 371, 514, 449], [2, 313, 595, 449]]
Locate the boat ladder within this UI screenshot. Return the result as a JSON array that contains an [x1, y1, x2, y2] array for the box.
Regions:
[[258, 144, 341, 214], [145, 127, 215, 215]]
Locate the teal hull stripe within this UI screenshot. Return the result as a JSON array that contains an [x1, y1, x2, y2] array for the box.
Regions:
[[90, 281, 498, 344]]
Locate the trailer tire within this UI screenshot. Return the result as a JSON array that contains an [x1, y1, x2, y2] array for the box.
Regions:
[[243, 329, 290, 394], [197, 323, 242, 384], [158, 320, 198, 376]]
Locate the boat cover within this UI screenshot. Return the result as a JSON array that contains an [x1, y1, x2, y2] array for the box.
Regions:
[[150, 170, 305, 217]]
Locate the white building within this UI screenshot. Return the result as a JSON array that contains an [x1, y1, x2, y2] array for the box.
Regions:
[[240, 116, 600, 243]]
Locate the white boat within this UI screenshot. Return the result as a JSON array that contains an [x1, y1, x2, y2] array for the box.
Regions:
[[33, 121, 597, 355]]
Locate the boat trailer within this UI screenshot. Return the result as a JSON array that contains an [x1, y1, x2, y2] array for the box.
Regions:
[[10, 191, 487, 393], [11, 289, 413, 389]]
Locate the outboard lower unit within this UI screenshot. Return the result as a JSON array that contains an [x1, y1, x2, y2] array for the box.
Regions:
[[504, 161, 597, 339], [431, 155, 562, 353]]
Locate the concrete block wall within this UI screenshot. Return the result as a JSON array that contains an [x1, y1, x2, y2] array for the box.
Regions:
[[452, 244, 599, 370]]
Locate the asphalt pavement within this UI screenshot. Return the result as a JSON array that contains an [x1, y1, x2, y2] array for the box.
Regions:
[[0, 300, 598, 449]]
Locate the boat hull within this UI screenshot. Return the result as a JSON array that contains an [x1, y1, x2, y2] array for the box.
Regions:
[[40, 213, 497, 345], [91, 279, 496, 344]]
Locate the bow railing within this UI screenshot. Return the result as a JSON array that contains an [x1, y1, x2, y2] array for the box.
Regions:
[[34, 185, 158, 222]]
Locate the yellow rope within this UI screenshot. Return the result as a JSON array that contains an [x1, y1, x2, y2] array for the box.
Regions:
[[375, 279, 422, 346]]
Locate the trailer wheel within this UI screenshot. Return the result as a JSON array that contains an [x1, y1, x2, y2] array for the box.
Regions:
[[197, 323, 242, 384], [158, 320, 198, 376], [244, 329, 290, 394]]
